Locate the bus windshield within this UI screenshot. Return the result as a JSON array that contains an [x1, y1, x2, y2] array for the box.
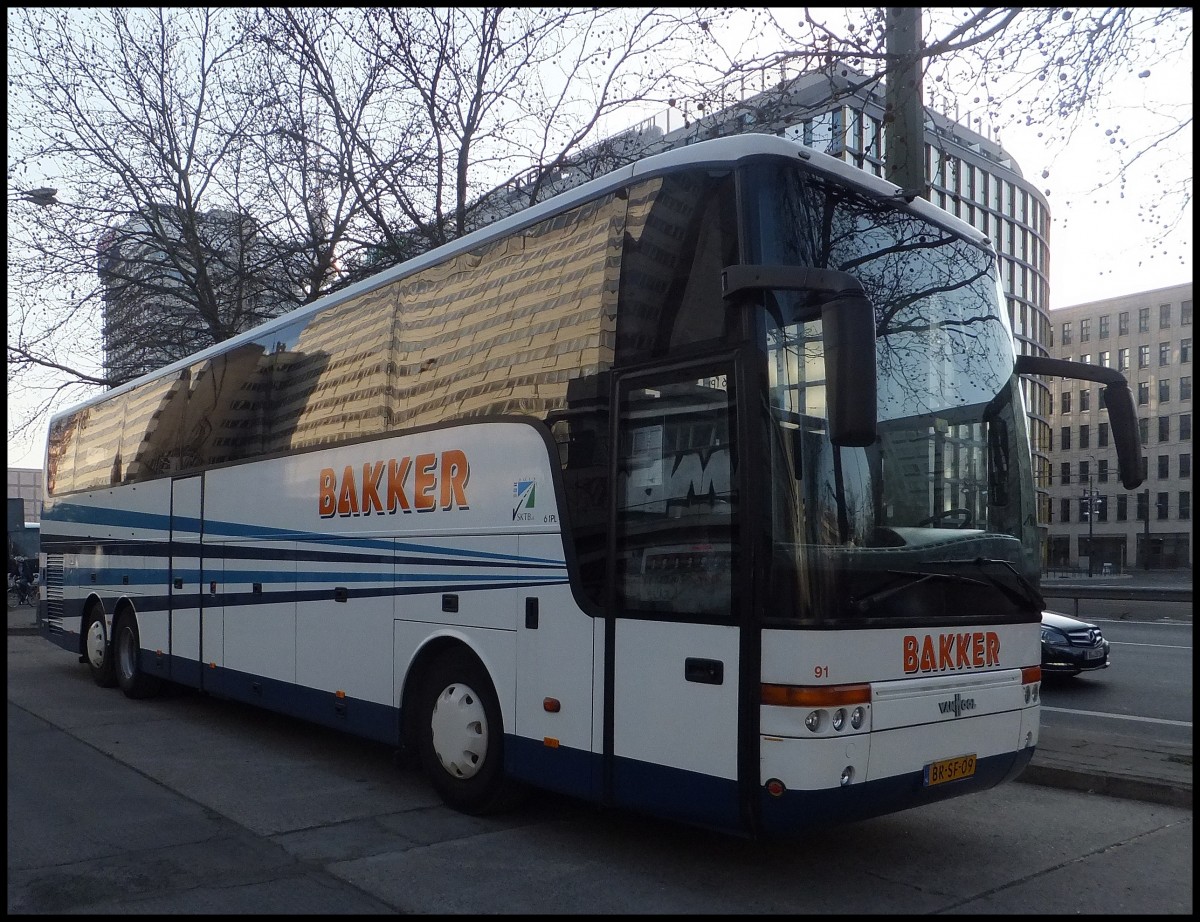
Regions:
[[744, 161, 1041, 627]]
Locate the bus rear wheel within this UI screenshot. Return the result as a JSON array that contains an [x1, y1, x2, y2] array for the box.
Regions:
[[416, 648, 525, 815], [82, 606, 118, 688], [114, 610, 161, 699]]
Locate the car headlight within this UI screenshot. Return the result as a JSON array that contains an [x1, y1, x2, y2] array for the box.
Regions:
[[1041, 626, 1067, 645]]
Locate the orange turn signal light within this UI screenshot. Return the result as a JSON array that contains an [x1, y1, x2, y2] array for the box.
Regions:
[[761, 683, 871, 707]]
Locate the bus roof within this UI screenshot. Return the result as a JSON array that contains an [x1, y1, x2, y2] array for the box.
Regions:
[[50, 133, 992, 424]]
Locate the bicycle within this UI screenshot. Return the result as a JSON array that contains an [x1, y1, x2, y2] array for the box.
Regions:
[[7, 575, 39, 608]]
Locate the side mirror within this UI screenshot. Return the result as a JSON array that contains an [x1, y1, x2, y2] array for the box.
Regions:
[[723, 264, 876, 446], [1014, 355, 1144, 489]]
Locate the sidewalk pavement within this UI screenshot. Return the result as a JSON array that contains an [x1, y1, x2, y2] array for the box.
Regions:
[[7, 575, 1193, 811]]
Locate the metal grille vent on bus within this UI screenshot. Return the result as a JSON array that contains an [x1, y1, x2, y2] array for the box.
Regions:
[[45, 554, 65, 618]]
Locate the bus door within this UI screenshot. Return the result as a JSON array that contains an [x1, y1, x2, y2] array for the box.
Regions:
[[169, 475, 204, 687], [607, 360, 748, 831]]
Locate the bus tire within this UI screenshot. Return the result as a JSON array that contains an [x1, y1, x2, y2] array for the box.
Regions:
[[82, 605, 118, 688], [114, 610, 161, 700], [416, 648, 525, 815]]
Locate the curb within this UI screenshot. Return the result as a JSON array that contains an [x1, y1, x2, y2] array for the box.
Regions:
[[1016, 763, 1193, 810]]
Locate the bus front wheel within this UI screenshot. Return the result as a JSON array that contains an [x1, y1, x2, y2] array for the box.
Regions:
[[416, 648, 525, 815], [82, 606, 118, 688], [114, 610, 161, 699]]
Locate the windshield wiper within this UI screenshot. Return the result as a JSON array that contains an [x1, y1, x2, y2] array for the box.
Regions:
[[851, 570, 989, 614], [940, 557, 1045, 610], [850, 557, 1043, 615]]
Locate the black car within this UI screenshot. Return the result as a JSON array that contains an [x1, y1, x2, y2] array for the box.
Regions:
[[1040, 610, 1110, 677]]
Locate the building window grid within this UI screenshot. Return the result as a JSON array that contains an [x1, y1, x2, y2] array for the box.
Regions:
[[1160, 303, 1171, 329], [1098, 314, 1110, 339], [1119, 311, 1129, 335]]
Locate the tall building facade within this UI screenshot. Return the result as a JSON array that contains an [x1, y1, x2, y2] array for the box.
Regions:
[[7, 467, 43, 525], [98, 205, 294, 385], [478, 69, 1057, 556], [1045, 283, 1192, 571]]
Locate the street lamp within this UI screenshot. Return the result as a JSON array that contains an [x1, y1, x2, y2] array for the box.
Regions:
[[1081, 481, 1097, 577], [1142, 488, 1151, 571], [1081, 453, 1101, 578]]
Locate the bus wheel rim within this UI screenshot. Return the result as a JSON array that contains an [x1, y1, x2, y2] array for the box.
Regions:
[[87, 618, 107, 669], [429, 682, 488, 780], [117, 627, 135, 679]]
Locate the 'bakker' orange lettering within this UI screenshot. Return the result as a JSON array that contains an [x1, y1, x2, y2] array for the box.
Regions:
[[319, 450, 470, 518], [902, 631, 1000, 674]]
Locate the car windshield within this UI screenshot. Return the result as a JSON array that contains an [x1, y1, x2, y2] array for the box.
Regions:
[[744, 161, 1041, 627]]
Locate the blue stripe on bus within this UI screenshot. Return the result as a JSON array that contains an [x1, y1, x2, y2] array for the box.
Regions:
[[52, 579, 571, 617], [40, 536, 567, 573], [47, 502, 565, 566]]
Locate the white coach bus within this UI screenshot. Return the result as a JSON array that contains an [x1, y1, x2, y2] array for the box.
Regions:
[[37, 134, 1143, 838]]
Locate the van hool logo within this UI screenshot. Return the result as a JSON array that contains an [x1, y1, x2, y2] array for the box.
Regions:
[[513, 479, 537, 521], [938, 693, 977, 718]]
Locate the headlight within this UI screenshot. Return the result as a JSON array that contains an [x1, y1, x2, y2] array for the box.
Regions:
[[1041, 627, 1066, 645]]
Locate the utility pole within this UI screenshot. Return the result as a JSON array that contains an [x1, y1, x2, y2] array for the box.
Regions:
[[884, 8, 927, 200]]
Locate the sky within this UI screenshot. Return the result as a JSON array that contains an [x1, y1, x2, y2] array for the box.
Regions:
[[990, 54, 1192, 310], [6, 8, 1193, 471]]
